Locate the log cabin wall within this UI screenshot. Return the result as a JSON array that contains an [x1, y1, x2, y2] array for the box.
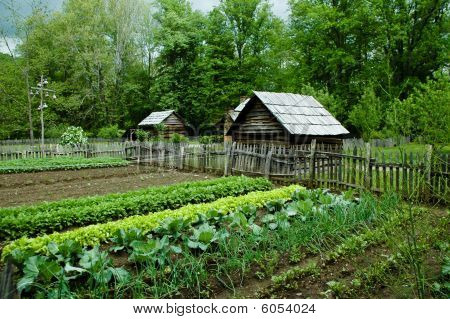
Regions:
[[143, 114, 187, 139], [231, 100, 289, 144], [162, 113, 187, 138]]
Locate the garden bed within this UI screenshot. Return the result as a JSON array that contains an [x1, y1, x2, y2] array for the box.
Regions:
[[2, 185, 448, 299], [0, 166, 213, 207], [0, 157, 129, 174]]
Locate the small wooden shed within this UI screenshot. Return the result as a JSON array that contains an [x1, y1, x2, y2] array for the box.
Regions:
[[138, 110, 187, 138], [227, 91, 349, 145]]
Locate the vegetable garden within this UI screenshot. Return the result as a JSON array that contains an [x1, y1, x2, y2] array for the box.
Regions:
[[0, 175, 447, 299], [0, 157, 129, 174]]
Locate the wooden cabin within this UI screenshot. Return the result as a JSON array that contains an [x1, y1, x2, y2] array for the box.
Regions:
[[138, 110, 187, 138], [227, 92, 349, 145]]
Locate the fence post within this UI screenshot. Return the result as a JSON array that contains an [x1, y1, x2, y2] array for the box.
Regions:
[[309, 139, 317, 187], [227, 142, 236, 176], [223, 142, 230, 176], [363, 142, 372, 190], [201, 144, 206, 172], [425, 144, 433, 201], [264, 149, 273, 179], [136, 143, 141, 165], [179, 145, 184, 170]]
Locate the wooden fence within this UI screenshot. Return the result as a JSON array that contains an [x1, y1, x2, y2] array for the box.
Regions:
[[0, 139, 447, 202], [0, 142, 126, 160], [124, 141, 448, 203], [221, 141, 448, 202]]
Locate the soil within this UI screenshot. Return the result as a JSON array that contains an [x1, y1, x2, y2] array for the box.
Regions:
[[0, 165, 213, 207]]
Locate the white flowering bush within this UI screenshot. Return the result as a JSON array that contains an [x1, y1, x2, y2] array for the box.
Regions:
[[60, 126, 88, 147]]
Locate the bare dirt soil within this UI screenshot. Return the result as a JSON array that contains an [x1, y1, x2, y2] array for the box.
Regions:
[[0, 166, 213, 207]]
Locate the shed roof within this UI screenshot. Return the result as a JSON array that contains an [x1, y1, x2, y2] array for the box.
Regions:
[[231, 91, 349, 136], [138, 110, 175, 126]]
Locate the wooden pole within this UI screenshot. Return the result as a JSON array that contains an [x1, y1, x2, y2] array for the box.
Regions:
[[425, 144, 433, 201], [201, 144, 206, 172], [309, 139, 317, 187], [264, 149, 273, 179], [363, 142, 371, 190], [227, 142, 236, 176], [137, 143, 141, 165], [179, 145, 184, 170], [223, 142, 230, 176], [39, 75, 45, 157]]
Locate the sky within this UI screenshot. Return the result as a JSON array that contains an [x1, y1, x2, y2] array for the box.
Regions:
[[0, 0, 289, 53]]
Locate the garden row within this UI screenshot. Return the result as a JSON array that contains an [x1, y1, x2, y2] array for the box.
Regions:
[[257, 205, 449, 299], [3, 185, 404, 298], [0, 157, 129, 174], [0, 176, 272, 240]]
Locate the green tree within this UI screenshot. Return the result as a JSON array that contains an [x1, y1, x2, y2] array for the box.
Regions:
[[387, 73, 450, 144], [349, 86, 383, 140]]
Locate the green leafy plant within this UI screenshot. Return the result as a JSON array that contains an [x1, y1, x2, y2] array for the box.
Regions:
[[323, 280, 348, 298], [60, 126, 88, 147], [135, 129, 149, 142], [97, 125, 125, 139], [187, 223, 229, 251], [79, 246, 130, 288], [170, 133, 188, 143], [14, 241, 129, 298], [129, 236, 181, 266], [110, 228, 147, 253], [153, 123, 166, 138], [199, 135, 223, 144]]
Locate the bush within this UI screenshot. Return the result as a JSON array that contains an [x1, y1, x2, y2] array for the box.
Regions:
[[170, 133, 188, 143], [0, 176, 272, 240], [97, 125, 125, 139], [135, 129, 148, 142], [154, 123, 166, 136], [60, 126, 88, 147], [199, 135, 223, 144]]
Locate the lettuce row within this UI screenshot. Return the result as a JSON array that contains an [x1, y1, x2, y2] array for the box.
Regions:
[[2, 185, 302, 259]]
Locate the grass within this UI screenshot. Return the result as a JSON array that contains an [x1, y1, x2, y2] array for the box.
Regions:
[[373, 143, 450, 157], [0, 156, 129, 173]]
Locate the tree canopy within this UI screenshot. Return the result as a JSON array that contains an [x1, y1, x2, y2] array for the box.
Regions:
[[0, 0, 448, 143]]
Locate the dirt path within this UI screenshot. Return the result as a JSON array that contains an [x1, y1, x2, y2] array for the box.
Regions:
[[0, 166, 213, 207]]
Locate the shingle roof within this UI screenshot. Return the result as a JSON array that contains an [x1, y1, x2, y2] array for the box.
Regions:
[[138, 110, 174, 126], [231, 98, 250, 121], [232, 91, 349, 136]]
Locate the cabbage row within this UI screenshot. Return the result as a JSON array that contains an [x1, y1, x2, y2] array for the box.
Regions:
[[0, 176, 272, 240]]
